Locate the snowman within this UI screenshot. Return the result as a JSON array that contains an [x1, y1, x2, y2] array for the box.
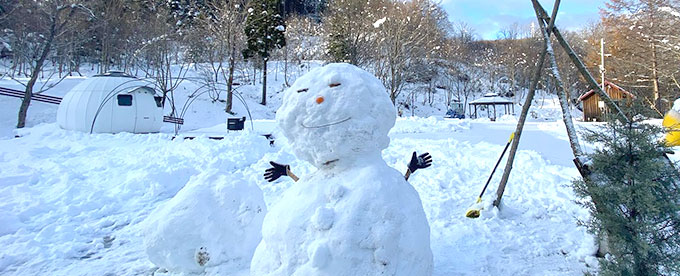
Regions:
[[250, 63, 434, 276]]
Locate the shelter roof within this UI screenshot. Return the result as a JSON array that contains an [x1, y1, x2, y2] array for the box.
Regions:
[[469, 93, 514, 105]]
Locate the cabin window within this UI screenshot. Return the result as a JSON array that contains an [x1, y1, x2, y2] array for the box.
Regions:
[[597, 100, 605, 109], [117, 94, 133, 106], [154, 96, 163, 108]]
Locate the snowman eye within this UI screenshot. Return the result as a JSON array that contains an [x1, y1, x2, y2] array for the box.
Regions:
[[296, 88, 309, 93], [329, 83, 341, 88]]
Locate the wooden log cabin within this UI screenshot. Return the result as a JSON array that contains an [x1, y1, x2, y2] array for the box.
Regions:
[[578, 80, 635, 122]]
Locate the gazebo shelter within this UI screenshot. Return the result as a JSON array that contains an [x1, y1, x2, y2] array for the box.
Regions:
[[469, 93, 515, 120]]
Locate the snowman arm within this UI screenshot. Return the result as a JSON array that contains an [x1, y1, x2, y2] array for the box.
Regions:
[[404, 169, 412, 181], [287, 168, 300, 182]]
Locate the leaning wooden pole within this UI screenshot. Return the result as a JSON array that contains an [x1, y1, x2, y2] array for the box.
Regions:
[[532, 0, 583, 159], [492, 3, 558, 208], [534, 1, 629, 124]]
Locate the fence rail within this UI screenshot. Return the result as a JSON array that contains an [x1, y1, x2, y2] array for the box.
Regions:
[[0, 87, 62, 105]]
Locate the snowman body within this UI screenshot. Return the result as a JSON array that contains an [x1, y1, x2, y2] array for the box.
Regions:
[[250, 63, 433, 276]]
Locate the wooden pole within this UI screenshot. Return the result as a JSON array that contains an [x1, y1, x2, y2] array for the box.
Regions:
[[493, 12, 555, 207]]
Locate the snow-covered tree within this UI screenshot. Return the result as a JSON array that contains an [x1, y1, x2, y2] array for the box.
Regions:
[[243, 0, 286, 105], [323, 0, 381, 65], [371, 0, 449, 104]]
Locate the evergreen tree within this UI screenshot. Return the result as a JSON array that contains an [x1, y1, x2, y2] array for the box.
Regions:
[[573, 102, 680, 275], [243, 0, 286, 105]]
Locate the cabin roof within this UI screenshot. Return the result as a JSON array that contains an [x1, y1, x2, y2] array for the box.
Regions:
[[578, 80, 635, 101]]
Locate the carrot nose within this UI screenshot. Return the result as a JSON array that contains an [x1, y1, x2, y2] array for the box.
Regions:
[[316, 96, 324, 104]]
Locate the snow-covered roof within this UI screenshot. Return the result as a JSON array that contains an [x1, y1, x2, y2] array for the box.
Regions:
[[578, 80, 635, 101], [469, 94, 514, 105], [93, 70, 135, 78]]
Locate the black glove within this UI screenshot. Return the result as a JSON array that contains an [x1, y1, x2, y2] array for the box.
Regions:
[[408, 152, 432, 173], [264, 161, 290, 182]]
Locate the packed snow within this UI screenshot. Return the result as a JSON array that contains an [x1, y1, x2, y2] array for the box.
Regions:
[[0, 61, 611, 275]]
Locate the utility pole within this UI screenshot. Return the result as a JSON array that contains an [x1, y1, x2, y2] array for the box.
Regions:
[[600, 38, 606, 91]]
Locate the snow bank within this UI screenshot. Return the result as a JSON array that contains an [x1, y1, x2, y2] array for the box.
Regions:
[[0, 117, 599, 275], [390, 116, 470, 134]]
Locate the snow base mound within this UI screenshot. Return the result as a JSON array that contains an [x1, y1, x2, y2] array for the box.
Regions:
[[143, 169, 266, 274]]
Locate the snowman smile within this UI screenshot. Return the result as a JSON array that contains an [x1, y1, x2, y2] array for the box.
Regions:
[[301, 117, 352, 129]]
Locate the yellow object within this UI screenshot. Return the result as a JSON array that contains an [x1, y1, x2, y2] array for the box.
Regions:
[[465, 197, 483, 218], [508, 132, 515, 143], [663, 109, 680, 146], [465, 209, 480, 218]]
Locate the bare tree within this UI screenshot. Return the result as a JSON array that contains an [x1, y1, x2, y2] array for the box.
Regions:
[[1, 0, 93, 128], [134, 2, 189, 122], [372, 0, 448, 104], [192, 0, 249, 113]]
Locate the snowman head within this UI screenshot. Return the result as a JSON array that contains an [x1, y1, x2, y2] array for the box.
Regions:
[[276, 63, 396, 168]]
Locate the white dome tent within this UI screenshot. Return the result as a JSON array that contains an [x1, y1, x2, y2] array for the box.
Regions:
[[57, 71, 163, 134]]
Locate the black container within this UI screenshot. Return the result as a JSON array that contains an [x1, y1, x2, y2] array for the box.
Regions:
[[227, 117, 246, 130]]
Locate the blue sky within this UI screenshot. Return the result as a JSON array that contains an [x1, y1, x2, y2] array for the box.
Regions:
[[441, 0, 608, 40]]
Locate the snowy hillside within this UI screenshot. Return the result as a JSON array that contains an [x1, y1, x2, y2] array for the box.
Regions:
[[0, 62, 602, 275]]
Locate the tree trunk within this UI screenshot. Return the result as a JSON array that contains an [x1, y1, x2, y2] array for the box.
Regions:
[[17, 78, 35, 129], [226, 45, 236, 113], [18, 11, 59, 128], [284, 45, 290, 87], [261, 58, 267, 106]]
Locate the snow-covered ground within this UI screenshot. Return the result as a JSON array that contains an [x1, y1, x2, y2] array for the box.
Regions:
[[0, 116, 602, 275], [0, 63, 607, 275]]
